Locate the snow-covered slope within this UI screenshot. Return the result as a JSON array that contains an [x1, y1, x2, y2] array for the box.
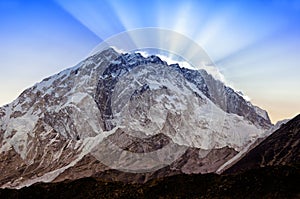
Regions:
[[0, 48, 272, 188]]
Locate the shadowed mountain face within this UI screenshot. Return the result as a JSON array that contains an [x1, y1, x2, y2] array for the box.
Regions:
[[225, 114, 300, 174]]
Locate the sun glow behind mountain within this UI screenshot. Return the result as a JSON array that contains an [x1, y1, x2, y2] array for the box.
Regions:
[[0, 0, 300, 122]]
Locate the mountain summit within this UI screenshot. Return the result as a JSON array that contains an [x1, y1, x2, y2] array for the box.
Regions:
[[0, 48, 272, 188]]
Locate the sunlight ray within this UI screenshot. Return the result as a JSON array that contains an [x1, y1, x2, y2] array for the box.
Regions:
[[55, 0, 126, 40]]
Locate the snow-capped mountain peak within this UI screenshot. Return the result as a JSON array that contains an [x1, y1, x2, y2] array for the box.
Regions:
[[0, 48, 272, 188]]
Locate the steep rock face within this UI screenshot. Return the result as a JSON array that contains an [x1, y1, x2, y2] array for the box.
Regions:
[[197, 70, 271, 128], [158, 65, 272, 129], [0, 48, 271, 188], [225, 114, 300, 174]]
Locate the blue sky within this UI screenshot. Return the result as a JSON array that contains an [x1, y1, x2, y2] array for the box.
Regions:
[[0, 0, 300, 122]]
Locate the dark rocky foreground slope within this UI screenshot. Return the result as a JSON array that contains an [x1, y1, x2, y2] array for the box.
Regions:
[[0, 165, 299, 199], [225, 114, 300, 174]]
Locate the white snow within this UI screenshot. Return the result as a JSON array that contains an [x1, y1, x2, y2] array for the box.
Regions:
[[2, 112, 38, 159]]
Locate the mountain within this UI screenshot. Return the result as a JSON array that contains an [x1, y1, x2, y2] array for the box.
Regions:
[[0, 48, 272, 189], [224, 114, 300, 174]]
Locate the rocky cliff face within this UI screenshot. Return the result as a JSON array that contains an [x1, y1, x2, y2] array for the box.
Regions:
[[0, 48, 272, 188]]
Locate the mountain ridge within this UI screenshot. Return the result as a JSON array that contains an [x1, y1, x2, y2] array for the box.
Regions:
[[0, 48, 272, 188]]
